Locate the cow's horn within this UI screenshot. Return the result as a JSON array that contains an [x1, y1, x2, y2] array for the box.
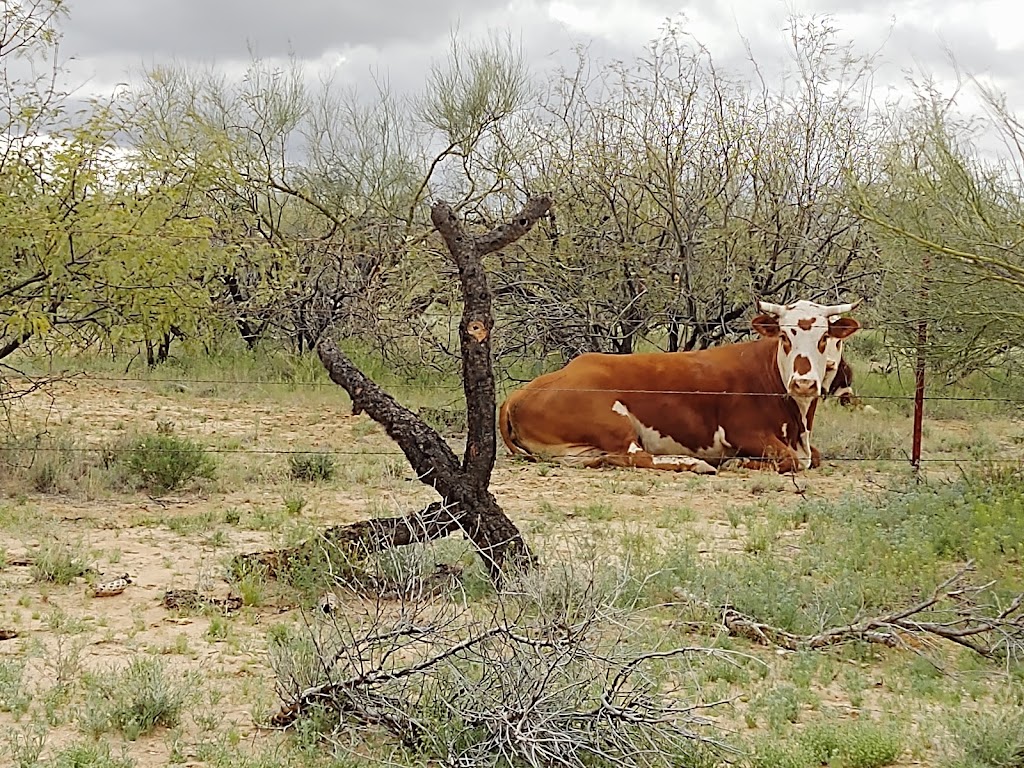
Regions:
[[821, 299, 861, 316], [757, 301, 785, 316]]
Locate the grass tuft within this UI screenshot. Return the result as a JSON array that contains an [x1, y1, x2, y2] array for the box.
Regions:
[[81, 657, 193, 740], [287, 452, 336, 483]]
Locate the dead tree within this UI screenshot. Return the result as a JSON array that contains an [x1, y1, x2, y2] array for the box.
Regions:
[[236, 197, 552, 584]]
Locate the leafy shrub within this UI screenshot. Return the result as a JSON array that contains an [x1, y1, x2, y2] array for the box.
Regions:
[[749, 739, 815, 768], [752, 685, 806, 730], [48, 741, 135, 768], [800, 719, 903, 768], [943, 707, 1024, 768], [665, 467, 1024, 639], [287, 452, 336, 482], [116, 433, 215, 492], [0, 659, 31, 714], [0, 434, 96, 495], [31, 539, 91, 585], [81, 658, 193, 740]]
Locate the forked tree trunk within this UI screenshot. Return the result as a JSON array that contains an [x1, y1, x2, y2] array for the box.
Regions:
[[236, 196, 552, 583]]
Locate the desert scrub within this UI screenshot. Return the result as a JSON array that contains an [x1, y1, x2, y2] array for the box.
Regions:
[[943, 707, 1024, 768], [750, 719, 903, 768], [80, 657, 194, 740], [114, 433, 215, 492], [0, 658, 31, 714], [31, 538, 91, 585], [800, 719, 904, 768], [287, 451, 336, 482]]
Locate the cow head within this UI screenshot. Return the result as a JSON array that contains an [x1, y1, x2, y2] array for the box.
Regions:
[[752, 300, 861, 400]]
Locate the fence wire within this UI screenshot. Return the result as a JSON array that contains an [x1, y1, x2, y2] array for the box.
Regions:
[[0, 442, 1020, 465], [4, 372, 1024, 405], [1, 374, 1020, 467]]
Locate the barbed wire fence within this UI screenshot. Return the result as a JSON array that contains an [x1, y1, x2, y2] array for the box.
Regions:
[[1, 369, 1022, 469], [3, 223, 1023, 472]]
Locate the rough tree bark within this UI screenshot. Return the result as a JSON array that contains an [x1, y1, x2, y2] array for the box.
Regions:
[[235, 196, 553, 584]]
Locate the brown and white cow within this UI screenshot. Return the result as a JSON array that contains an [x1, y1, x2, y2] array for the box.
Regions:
[[499, 299, 861, 473]]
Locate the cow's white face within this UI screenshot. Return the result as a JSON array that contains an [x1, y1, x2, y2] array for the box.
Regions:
[[753, 300, 860, 400]]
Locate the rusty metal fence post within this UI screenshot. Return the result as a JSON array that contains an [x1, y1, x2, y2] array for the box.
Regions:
[[911, 253, 931, 471]]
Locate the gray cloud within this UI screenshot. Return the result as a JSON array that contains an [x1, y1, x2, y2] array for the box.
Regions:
[[60, 0, 514, 60], [48, 0, 1024, 146]]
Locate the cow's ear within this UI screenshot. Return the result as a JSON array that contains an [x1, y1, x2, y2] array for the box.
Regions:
[[829, 317, 860, 339], [752, 314, 780, 337]]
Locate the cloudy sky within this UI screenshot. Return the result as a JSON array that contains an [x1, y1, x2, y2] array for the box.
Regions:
[[50, 0, 1024, 149]]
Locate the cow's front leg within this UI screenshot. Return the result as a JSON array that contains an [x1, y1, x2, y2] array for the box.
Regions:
[[586, 448, 717, 474], [729, 435, 807, 473]]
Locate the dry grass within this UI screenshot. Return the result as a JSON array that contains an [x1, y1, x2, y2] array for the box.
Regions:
[[0, 373, 1020, 766]]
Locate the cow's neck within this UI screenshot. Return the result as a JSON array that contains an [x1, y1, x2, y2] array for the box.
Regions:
[[790, 395, 815, 469], [773, 340, 816, 470]]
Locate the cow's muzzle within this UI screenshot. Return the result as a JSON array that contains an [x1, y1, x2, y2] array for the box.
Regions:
[[789, 377, 821, 397]]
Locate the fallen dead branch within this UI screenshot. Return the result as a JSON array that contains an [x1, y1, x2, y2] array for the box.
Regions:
[[161, 589, 244, 614], [673, 562, 1024, 661], [265, 556, 739, 768]]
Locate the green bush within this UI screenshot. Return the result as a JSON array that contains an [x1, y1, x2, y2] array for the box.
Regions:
[[0, 659, 31, 714], [662, 467, 1024, 639], [943, 708, 1024, 768], [800, 719, 904, 768], [31, 539, 91, 585], [749, 740, 815, 768], [48, 741, 135, 768], [287, 452, 336, 482], [117, 433, 215, 492], [81, 658, 193, 740]]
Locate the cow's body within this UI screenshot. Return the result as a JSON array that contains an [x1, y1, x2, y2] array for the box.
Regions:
[[499, 300, 860, 474]]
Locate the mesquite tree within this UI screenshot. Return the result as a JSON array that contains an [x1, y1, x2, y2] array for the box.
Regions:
[[238, 197, 552, 583]]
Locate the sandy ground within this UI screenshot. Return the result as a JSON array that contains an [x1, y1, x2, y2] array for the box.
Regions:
[[0, 375, 1017, 765]]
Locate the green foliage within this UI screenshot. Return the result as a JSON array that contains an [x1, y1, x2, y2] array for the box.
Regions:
[[0, 435, 99, 496], [648, 467, 1024, 635], [0, 659, 31, 714], [799, 720, 903, 768], [288, 452, 336, 483], [751, 685, 807, 730], [81, 657, 193, 740], [943, 707, 1024, 768], [4, 721, 48, 768], [31, 539, 91, 585], [0, 106, 225, 363], [750, 719, 903, 768], [115, 433, 216, 492], [44, 742, 135, 768], [749, 741, 815, 768], [852, 85, 1024, 382]]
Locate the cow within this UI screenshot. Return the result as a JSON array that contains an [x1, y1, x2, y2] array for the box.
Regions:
[[499, 299, 861, 474], [823, 335, 855, 406]]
